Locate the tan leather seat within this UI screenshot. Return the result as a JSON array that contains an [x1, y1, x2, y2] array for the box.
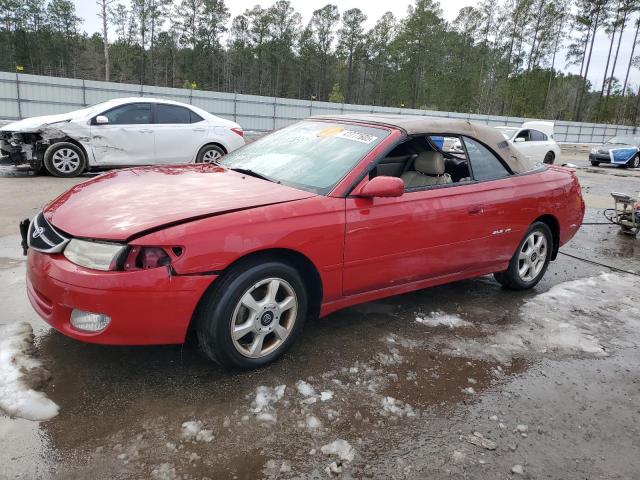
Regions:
[[401, 151, 453, 188]]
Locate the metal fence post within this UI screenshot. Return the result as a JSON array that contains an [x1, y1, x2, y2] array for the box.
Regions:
[[15, 72, 22, 119], [233, 92, 238, 123], [82, 79, 87, 106], [273, 97, 277, 130]]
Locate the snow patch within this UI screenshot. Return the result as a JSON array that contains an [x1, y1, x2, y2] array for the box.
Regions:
[[438, 274, 640, 362], [296, 380, 315, 397], [320, 390, 333, 402], [0, 322, 59, 421], [305, 414, 322, 430], [416, 312, 473, 329], [180, 421, 214, 442], [150, 463, 177, 480], [381, 396, 416, 417], [321, 439, 356, 462], [252, 384, 286, 412]]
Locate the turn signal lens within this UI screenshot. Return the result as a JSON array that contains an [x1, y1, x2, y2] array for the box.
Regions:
[[122, 247, 172, 271]]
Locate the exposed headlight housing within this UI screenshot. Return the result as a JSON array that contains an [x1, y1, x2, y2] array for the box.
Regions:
[[63, 239, 126, 271], [590, 148, 598, 154]]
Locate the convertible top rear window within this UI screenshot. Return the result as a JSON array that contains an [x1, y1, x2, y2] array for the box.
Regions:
[[219, 121, 389, 194]]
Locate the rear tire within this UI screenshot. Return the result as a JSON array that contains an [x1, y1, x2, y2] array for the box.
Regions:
[[494, 222, 553, 290], [195, 258, 308, 369], [195, 144, 225, 164], [44, 142, 86, 177], [543, 151, 555, 164]]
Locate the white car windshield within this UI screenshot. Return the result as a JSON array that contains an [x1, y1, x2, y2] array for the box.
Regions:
[[219, 121, 390, 194]]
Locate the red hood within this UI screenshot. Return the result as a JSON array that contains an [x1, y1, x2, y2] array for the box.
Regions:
[[44, 165, 316, 240]]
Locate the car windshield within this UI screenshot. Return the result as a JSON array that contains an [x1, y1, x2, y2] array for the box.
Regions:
[[219, 121, 390, 194], [496, 127, 518, 139], [605, 135, 640, 145]]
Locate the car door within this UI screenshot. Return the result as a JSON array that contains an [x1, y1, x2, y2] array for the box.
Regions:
[[152, 104, 207, 164], [513, 129, 541, 162], [342, 136, 498, 297], [460, 135, 521, 263], [528, 129, 549, 160], [90, 102, 155, 166]]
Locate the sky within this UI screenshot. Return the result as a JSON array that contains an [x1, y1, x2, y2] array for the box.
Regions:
[[72, 0, 640, 91]]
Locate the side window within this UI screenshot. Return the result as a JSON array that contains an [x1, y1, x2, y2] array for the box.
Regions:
[[190, 110, 204, 123], [463, 137, 511, 181], [529, 129, 547, 141], [515, 129, 530, 142], [102, 103, 152, 125], [155, 104, 191, 124]]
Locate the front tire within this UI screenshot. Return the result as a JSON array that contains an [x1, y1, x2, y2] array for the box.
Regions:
[[43, 142, 86, 177], [494, 222, 553, 290], [195, 259, 308, 369], [195, 144, 225, 164], [590, 160, 600, 167], [627, 154, 640, 169]]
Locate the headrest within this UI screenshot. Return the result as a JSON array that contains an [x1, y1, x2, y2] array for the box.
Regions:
[[415, 151, 445, 175]]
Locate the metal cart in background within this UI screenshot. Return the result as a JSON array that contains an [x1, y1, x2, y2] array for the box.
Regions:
[[605, 192, 640, 236]]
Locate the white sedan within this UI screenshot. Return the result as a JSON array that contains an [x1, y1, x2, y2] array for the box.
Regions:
[[495, 121, 561, 165], [0, 98, 245, 177]]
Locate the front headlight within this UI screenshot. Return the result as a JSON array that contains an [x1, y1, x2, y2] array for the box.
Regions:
[[590, 148, 598, 154], [63, 239, 126, 271]]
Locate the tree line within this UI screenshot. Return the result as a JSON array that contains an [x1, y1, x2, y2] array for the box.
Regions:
[[1, 0, 640, 125]]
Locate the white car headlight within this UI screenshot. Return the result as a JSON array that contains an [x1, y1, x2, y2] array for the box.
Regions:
[[63, 239, 126, 271], [590, 148, 598, 154]]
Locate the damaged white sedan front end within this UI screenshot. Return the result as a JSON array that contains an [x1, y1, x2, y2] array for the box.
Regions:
[[0, 97, 245, 177], [0, 111, 93, 175]]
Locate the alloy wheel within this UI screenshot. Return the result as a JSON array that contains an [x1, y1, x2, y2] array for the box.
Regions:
[[51, 148, 81, 173], [230, 277, 298, 358], [517, 231, 548, 282], [202, 148, 222, 163]]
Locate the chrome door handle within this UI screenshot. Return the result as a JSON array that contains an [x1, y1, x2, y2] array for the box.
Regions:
[[192, 128, 206, 132], [140, 129, 154, 133], [468, 206, 484, 215]]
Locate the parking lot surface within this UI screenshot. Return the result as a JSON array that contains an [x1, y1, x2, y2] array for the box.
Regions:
[[1, 148, 639, 479]]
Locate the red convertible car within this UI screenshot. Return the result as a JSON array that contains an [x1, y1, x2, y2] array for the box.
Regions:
[[24, 115, 584, 369]]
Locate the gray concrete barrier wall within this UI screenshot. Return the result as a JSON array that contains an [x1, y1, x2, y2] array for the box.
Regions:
[[0, 71, 637, 143]]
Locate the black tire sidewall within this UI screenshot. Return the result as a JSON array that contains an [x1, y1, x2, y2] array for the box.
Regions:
[[629, 154, 640, 169], [544, 152, 555, 164], [197, 261, 308, 369], [504, 222, 553, 290], [196, 144, 225, 163], [590, 161, 599, 167], [44, 142, 86, 177]]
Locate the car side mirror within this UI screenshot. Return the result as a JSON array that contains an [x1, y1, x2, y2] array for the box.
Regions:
[[514, 137, 526, 143], [95, 115, 109, 125], [355, 176, 404, 198]]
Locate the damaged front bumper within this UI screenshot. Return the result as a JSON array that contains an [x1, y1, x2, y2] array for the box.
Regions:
[[0, 131, 45, 169]]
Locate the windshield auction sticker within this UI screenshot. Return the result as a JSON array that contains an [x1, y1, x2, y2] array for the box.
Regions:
[[335, 130, 378, 144], [317, 126, 344, 138]]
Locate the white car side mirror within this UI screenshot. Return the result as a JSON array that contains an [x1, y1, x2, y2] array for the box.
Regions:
[[95, 115, 109, 125], [514, 137, 526, 143]]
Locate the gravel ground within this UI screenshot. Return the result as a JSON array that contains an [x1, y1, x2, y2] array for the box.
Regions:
[[0, 147, 639, 479]]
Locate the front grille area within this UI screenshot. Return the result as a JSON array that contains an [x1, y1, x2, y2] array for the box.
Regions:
[[28, 212, 69, 253]]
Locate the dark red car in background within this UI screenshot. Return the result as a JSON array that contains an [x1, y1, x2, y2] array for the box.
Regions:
[[24, 115, 585, 369]]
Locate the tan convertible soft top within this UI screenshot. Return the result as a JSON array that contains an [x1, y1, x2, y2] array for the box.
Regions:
[[310, 114, 538, 174]]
